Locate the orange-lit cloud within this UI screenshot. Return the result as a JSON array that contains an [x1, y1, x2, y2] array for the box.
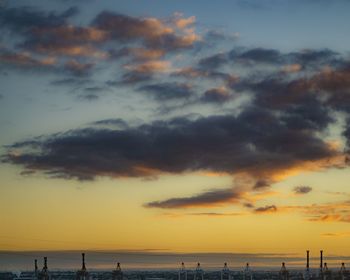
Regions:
[[281, 64, 302, 73], [124, 60, 171, 73]]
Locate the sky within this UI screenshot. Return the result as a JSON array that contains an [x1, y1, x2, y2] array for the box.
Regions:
[[1, 0, 350, 270]]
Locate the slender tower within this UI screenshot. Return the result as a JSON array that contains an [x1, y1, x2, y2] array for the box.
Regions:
[[319, 250, 324, 279], [178, 262, 187, 280], [304, 250, 311, 280], [221, 262, 231, 280], [34, 259, 38, 277], [76, 253, 89, 280]]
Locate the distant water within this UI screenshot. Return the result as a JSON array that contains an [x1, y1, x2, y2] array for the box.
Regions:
[[1, 251, 349, 271]]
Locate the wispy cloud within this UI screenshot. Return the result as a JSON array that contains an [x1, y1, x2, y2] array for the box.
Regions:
[[145, 188, 241, 209], [254, 205, 277, 214]]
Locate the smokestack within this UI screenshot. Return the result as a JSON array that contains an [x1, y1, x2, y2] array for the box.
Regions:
[[82, 253, 86, 270], [306, 250, 309, 269], [44, 257, 48, 270], [34, 259, 38, 273], [320, 250, 323, 270]]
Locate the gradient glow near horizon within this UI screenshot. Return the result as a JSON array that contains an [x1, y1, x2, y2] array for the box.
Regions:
[[1, 0, 350, 261]]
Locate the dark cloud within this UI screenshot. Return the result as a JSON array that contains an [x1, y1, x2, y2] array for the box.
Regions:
[[50, 78, 91, 87], [138, 82, 194, 101], [64, 60, 93, 76], [0, 6, 78, 33], [254, 205, 277, 213], [2, 106, 340, 181], [288, 49, 340, 67], [197, 48, 341, 71], [119, 71, 153, 85], [173, 67, 239, 88], [198, 53, 228, 70], [253, 179, 271, 190], [145, 188, 241, 209], [200, 87, 231, 104], [78, 93, 99, 101], [293, 186, 312, 194], [204, 30, 239, 42], [243, 202, 254, 208], [230, 48, 282, 64]]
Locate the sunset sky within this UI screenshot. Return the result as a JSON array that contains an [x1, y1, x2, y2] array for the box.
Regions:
[[1, 0, 350, 266]]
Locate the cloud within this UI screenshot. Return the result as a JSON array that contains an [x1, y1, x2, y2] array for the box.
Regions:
[[78, 93, 99, 101], [0, 50, 57, 70], [281, 64, 302, 73], [145, 188, 241, 208], [50, 78, 91, 87], [200, 87, 231, 104], [124, 60, 171, 74], [195, 47, 341, 72], [91, 119, 129, 129], [204, 30, 240, 42], [172, 13, 196, 29], [0, 6, 78, 32], [3, 106, 342, 182], [119, 71, 153, 85], [173, 67, 239, 88], [117, 47, 165, 61], [321, 232, 350, 237], [293, 186, 312, 194], [282, 200, 350, 223], [64, 60, 93, 76], [198, 53, 228, 70], [288, 49, 340, 67], [138, 82, 194, 101], [187, 212, 243, 217], [254, 205, 277, 213], [92, 11, 199, 52], [118, 60, 171, 84], [231, 48, 282, 64]]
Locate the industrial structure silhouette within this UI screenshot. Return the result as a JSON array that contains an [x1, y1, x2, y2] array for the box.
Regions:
[[7, 250, 350, 280]]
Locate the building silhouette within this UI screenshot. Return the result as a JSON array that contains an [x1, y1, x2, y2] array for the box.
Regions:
[[75, 253, 89, 280]]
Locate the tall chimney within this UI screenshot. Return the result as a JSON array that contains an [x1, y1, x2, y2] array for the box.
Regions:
[[306, 250, 309, 269], [82, 253, 86, 270], [44, 257, 48, 270], [35, 259, 38, 273], [320, 250, 323, 270]]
